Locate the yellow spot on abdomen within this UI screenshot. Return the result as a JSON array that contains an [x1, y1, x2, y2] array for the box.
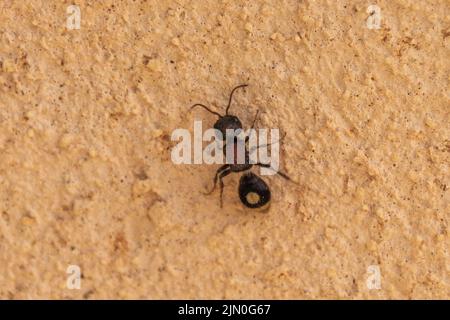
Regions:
[[246, 192, 260, 204]]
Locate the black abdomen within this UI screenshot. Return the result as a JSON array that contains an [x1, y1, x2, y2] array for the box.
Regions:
[[238, 172, 271, 209]]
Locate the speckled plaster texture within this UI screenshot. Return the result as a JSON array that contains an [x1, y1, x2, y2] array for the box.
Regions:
[[0, 0, 448, 299]]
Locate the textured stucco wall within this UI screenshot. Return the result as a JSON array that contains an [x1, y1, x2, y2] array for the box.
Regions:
[[0, 0, 448, 299]]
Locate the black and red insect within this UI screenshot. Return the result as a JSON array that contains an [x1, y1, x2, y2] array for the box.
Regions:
[[190, 84, 295, 209]]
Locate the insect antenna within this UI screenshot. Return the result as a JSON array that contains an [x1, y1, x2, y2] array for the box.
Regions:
[[190, 104, 222, 118], [225, 84, 248, 115], [255, 163, 300, 185]]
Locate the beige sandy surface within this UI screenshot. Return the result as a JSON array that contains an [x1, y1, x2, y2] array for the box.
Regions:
[[0, 0, 449, 299]]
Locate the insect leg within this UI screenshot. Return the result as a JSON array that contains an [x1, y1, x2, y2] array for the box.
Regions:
[[204, 164, 230, 195], [218, 168, 232, 208], [248, 132, 287, 155], [255, 163, 297, 183], [245, 109, 260, 143]]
